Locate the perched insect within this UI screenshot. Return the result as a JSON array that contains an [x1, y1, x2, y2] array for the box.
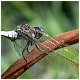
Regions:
[[1, 24, 78, 78], [1, 24, 46, 64], [14, 24, 46, 63], [1, 24, 78, 63]]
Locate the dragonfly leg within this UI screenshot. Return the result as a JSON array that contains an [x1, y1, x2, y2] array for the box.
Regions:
[[26, 47, 29, 53], [22, 45, 29, 67], [34, 42, 44, 52], [26, 41, 31, 53], [34, 42, 49, 55], [22, 48, 27, 62]]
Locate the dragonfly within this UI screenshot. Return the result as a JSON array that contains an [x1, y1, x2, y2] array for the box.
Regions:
[[1, 24, 78, 78], [1, 24, 47, 63]]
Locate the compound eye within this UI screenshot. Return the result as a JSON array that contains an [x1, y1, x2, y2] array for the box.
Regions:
[[40, 28, 44, 32], [34, 27, 44, 32], [35, 32, 43, 39]]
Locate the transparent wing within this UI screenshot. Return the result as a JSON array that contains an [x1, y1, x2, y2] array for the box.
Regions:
[[37, 47, 79, 78], [13, 37, 35, 57], [13, 38, 28, 57], [42, 33, 78, 52], [29, 33, 79, 78]]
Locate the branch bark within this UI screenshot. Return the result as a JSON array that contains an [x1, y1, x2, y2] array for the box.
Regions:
[[1, 29, 79, 79]]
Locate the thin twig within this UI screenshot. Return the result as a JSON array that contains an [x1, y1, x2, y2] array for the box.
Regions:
[[1, 29, 79, 79]]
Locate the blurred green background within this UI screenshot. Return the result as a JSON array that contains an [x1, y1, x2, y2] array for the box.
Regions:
[[1, 1, 79, 79]]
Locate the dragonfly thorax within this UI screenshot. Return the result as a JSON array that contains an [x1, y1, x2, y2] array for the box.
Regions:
[[15, 24, 44, 40]]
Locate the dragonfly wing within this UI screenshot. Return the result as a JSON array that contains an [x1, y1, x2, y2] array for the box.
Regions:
[[13, 37, 29, 57], [36, 46, 79, 78], [13, 37, 36, 57], [30, 33, 79, 78]]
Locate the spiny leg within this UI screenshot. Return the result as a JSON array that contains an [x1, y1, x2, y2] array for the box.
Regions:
[[26, 41, 31, 53], [34, 42, 44, 52], [22, 46, 28, 63], [22, 42, 30, 67], [34, 42, 48, 55], [25, 34, 44, 52]]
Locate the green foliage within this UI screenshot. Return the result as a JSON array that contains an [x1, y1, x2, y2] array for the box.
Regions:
[[1, 1, 79, 79]]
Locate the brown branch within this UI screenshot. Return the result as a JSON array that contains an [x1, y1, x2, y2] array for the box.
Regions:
[[1, 29, 79, 79]]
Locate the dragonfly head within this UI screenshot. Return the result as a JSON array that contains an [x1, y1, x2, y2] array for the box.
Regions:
[[34, 27, 44, 39]]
